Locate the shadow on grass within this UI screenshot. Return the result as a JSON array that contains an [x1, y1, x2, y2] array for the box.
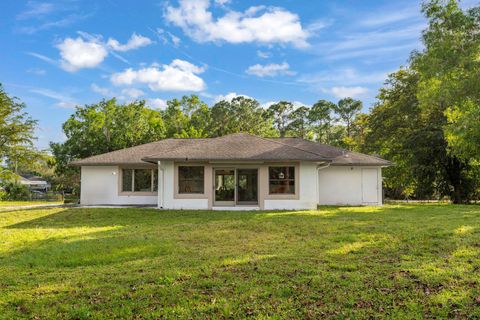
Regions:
[[4, 204, 445, 230]]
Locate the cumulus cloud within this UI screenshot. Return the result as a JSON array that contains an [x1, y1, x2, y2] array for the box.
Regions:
[[107, 33, 153, 52], [245, 62, 295, 77], [214, 92, 253, 103], [110, 59, 206, 92], [56, 36, 108, 72], [148, 98, 168, 109], [121, 88, 145, 99], [330, 86, 368, 98], [165, 0, 309, 48], [56, 32, 152, 72]]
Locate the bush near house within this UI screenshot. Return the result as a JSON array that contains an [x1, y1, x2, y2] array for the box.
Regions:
[[1, 204, 479, 319], [0, 182, 30, 200]]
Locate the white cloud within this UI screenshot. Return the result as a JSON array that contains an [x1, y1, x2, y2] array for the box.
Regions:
[[214, 92, 252, 103], [165, 0, 309, 48], [256, 50, 271, 58], [30, 88, 78, 108], [56, 36, 108, 72], [360, 8, 420, 27], [168, 32, 181, 46], [26, 51, 57, 65], [246, 62, 295, 77], [107, 33, 153, 52], [27, 68, 46, 75], [91, 83, 113, 96], [214, 0, 230, 5], [330, 86, 368, 98], [56, 32, 153, 72], [17, 2, 55, 20], [298, 68, 389, 87], [121, 88, 145, 99], [261, 100, 310, 109], [110, 59, 206, 92], [148, 98, 168, 109]]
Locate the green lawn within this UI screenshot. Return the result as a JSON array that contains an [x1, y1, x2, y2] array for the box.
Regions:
[[0, 201, 63, 207], [0, 205, 479, 319]]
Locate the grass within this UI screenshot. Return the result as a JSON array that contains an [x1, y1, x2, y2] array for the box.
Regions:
[[0, 201, 63, 207], [0, 205, 479, 319]]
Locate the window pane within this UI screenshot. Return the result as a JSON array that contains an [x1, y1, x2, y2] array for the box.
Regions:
[[122, 169, 133, 192], [269, 180, 295, 194], [153, 169, 158, 192], [269, 166, 295, 194], [134, 169, 152, 192], [269, 167, 294, 180], [179, 166, 204, 194]]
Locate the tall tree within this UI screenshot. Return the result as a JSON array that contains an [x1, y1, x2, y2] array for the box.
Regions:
[[163, 95, 211, 138], [210, 97, 277, 137], [266, 101, 294, 137], [366, 68, 478, 203], [0, 84, 37, 179], [308, 100, 335, 144], [287, 106, 311, 139], [414, 0, 480, 160], [51, 99, 166, 181], [334, 98, 362, 139]]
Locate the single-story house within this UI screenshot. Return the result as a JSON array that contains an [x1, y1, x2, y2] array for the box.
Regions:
[[70, 133, 391, 210], [19, 174, 51, 192]]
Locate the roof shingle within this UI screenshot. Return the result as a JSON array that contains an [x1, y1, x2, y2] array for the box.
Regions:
[[69, 133, 391, 166]]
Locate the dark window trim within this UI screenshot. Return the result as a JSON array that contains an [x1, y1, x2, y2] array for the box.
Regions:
[[178, 165, 205, 194], [268, 166, 296, 195], [121, 168, 157, 193]]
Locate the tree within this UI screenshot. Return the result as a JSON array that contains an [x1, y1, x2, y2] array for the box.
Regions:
[[365, 68, 478, 203], [287, 106, 311, 139], [334, 98, 362, 139], [308, 100, 335, 144], [266, 101, 294, 137], [210, 97, 277, 137], [163, 95, 211, 138], [413, 0, 480, 160], [0, 84, 38, 182], [51, 99, 166, 191]]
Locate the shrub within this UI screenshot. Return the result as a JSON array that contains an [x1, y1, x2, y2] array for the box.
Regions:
[[2, 182, 31, 200]]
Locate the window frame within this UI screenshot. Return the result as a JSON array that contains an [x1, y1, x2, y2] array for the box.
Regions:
[[263, 162, 300, 200], [173, 163, 209, 199], [177, 165, 205, 195], [119, 168, 158, 195]]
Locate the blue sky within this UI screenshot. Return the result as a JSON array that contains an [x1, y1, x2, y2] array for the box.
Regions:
[[1, 0, 473, 149]]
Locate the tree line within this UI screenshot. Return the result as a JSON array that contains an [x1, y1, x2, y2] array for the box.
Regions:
[[0, 0, 479, 203]]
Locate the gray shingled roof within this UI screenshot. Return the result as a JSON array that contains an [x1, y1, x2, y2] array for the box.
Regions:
[[70, 133, 391, 166]]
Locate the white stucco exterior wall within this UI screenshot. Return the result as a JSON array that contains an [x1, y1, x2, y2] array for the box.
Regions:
[[264, 162, 319, 210], [80, 166, 157, 206], [317, 166, 382, 206], [80, 163, 383, 208]]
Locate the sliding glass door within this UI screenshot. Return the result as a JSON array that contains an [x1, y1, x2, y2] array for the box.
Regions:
[[214, 168, 258, 206], [237, 169, 258, 205], [214, 169, 235, 206]]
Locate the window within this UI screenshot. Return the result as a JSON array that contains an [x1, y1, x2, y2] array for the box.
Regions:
[[121, 169, 157, 193], [269, 166, 295, 194], [122, 169, 133, 192], [178, 166, 204, 194]]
